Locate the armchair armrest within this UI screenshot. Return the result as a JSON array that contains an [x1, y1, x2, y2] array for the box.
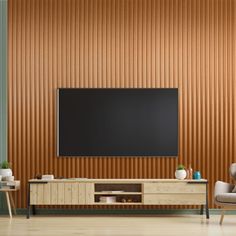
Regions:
[[214, 181, 234, 199]]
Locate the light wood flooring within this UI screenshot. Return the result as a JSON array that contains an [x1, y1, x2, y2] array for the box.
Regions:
[[0, 215, 235, 236]]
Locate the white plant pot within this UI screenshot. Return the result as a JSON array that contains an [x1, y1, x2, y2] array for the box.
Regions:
[[175, 169, 187, 180], [0, 169, 13, 177]]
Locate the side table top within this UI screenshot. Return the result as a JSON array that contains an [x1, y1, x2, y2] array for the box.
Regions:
[[0, 180, 20, 192]]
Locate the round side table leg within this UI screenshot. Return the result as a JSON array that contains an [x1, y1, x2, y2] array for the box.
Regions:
[[9, 192, 17, 215], [5, 192, 12, 218]]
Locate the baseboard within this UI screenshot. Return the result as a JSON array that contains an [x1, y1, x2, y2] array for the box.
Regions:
[[1, 208, 236, 216]]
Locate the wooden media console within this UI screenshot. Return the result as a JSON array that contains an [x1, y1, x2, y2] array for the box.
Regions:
[[27, 179, 209, 218]]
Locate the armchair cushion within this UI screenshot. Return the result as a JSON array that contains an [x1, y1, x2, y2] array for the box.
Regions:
[[214, 181, 234, 198], [232, 186, 236, 193], [216, 193, 236, 204], [230, 163, 236, 180]]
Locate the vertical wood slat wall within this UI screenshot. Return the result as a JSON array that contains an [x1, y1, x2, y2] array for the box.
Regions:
[[8, 0, 236, 209]]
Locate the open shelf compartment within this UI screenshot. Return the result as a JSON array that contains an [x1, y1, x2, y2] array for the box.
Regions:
[[94, 183, 143, 204], [95, 183, 142, 193]]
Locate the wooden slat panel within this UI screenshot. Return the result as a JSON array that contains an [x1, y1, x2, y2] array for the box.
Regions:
[[78, 183, 86, 205], [85, 183, 94, 205], [30, 184, 37, 205], [36, 185, 44, 205], [57, 183, 65, 205], [8, 0, 236, 209], [64, 183, 72, 205], [43, 183, 51, 205], [71, 183, 79, 205], [51, 183, 58, 205]]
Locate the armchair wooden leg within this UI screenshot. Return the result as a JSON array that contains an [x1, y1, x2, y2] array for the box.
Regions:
[[220, 208, 225, 225]]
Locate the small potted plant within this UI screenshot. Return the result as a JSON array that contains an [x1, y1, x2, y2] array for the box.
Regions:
[[0, 160, 13, 179], [175, 164, 187, 180]]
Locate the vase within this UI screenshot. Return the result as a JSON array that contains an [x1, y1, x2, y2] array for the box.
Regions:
[[0, 169, 13, 178], [193, 171, 201, 180], [175, 169, 187, 180]]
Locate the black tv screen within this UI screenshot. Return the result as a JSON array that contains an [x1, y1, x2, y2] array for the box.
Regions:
[[58, 89, 178, 156]]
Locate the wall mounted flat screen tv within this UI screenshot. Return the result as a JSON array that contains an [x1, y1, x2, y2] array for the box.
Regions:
[[57, 89, 178, 157]]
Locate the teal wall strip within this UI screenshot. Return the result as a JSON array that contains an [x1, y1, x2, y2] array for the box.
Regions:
[[0, 1, 7, 161], [0, 0, 7, 209]]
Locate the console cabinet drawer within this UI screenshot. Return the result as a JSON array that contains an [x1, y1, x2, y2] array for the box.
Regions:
[[144, 194, 206, 205], [30, 182, 86, 205], [143, 182, 206, 194]]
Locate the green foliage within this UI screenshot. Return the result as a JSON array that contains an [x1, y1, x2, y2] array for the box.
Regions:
[[177, 164, 185, 170], [0, 160, 11, 169]]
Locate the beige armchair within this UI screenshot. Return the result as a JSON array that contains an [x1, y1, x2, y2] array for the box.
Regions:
[[214, 163, 236, 224]]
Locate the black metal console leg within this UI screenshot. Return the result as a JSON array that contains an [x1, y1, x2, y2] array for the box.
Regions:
[[206, 204, 209, 219], [200, 205, 204, 215], [32, 205, 36, 215], [27, 183, 31, 219], [27, 206, 30, 219], [206, 183, 209, 219]]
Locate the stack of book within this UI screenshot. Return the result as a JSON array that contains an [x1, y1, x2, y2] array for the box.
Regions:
[[0, 180, 20, 190]]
